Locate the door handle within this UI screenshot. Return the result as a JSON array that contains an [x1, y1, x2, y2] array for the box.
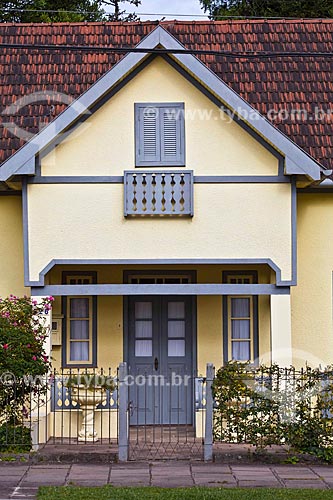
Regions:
[[154, 357, 159, 371]]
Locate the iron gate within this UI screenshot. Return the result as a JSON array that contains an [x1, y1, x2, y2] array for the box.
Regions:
[[127, 371, 206, 460]]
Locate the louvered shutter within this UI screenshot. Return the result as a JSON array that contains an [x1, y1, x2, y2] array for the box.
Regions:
[[160, 107, 182, 164], [135, 103, 185, 166], [136, 106, 160, 165]]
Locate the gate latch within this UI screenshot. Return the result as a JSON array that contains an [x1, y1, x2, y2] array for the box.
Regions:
[[128, 401, 134, 416]]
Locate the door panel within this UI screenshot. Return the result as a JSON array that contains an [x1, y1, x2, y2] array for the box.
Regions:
[[128, 299, 159, 424], [128, 296, 193, 425]]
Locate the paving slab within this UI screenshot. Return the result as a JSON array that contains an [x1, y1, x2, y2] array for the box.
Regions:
[[0, 489, 15, 500], [276, 471, 318, 479], [10, 486, 39, 498], [1, 461, 333, 496], [312, 468, 333, 477], [152, 471, 192, 477], [238, 481, 281, 488], [0, 467, 28, 475], [194, 476, 237, 486], [110, 476, 150, 486], [191, 464, 231, 472], [151, 479, 194, 487], [283, 480, 327, 489], [112, 464, 150, 470]]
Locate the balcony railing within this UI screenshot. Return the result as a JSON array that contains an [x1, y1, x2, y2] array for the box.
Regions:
[[124, 170, 193, 216]]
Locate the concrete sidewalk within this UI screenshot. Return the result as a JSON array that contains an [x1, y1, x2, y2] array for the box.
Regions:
[[1, 462, 333, 499]]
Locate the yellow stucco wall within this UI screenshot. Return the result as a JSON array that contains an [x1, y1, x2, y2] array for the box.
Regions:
[[41, 57, 279, 177], [50, 264, 272, 372], [292, 193, 333, 367], [27, 56, 292, 283], [25, 54, 292, 371], [0, 196, 26, 297], [27, 183, 292, 283]]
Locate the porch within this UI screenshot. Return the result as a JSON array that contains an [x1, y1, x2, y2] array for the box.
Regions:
[[14, 263, 292, 459], [0, 363, 212, 461], [35, 262, 293, 374]]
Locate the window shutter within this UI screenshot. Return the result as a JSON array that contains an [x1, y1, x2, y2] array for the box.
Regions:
[[137, 106, 160, 165], [160, 107, 182, 164], [135, 103, 185, 166]]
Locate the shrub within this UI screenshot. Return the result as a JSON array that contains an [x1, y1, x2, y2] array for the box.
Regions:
[[213, 361, 333, 460], [0, 295, 53, 423], [65, 373, 115, 392], [0, 423, 32, 453]]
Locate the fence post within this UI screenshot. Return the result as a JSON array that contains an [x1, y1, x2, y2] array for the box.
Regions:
[[204, 363, 215, 462], [118, 362, 129, 462]]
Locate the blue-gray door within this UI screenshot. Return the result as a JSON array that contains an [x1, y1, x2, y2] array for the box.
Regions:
[[128, 296, 194, 425]]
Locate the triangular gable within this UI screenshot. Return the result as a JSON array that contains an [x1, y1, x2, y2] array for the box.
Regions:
[[0, 25, 323, 181]]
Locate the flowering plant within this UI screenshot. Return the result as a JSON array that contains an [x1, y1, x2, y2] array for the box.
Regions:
[[0, 295, 53, 422], [65, 372, 115, 392]]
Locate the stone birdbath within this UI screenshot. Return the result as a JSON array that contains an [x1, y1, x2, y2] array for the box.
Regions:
[[67, 374, 114, 443]]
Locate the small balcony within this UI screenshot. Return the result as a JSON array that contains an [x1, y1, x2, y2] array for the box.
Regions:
[[124, 171, 193, 217]]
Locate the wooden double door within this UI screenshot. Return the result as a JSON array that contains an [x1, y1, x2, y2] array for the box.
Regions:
[[127, 296, 194, 425]]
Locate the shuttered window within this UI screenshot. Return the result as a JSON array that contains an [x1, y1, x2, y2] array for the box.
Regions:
[[135, 103, 185, 166]]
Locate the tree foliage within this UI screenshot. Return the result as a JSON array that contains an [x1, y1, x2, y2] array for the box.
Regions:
[[0, 0, 141, 22], [103, 0, 141, 21], [199, 0, 333, 18]]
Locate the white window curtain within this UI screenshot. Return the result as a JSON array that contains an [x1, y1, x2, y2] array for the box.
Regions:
[[168, 302, 185, 357], [69, 298, 90, 362], [135, 302, 153, 357], [231, 298, 251, 361]]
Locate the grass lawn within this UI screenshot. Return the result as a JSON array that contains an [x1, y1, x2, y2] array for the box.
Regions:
[[38, 486, 333, 500]]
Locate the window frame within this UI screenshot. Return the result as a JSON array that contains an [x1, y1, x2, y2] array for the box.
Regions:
[[135, 102, 185, 167], [61, 271, 97, 368], [222, 271, 259, 364]]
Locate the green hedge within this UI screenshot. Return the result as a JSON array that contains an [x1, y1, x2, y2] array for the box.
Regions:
[[213, 362, 333, 461], [0, 423, 32, 453]]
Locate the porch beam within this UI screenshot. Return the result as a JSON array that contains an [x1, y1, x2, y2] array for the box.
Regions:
[[31, 284, 290, 296]]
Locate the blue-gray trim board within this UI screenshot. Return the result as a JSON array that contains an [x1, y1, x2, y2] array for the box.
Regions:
[[22, 179, 30, 286], [31, 283, 290, 296], [25, 258, 295, 288], [291, 177, 297, 285], [27, 175, 289, 184]]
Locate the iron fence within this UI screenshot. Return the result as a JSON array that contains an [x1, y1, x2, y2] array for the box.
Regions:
[[0, 368, 119, 452], [0, 363, 216, 460], [213, 364, 333, 448]]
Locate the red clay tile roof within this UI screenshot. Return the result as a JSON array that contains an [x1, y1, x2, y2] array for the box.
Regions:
[[0, 20, 332, 169]]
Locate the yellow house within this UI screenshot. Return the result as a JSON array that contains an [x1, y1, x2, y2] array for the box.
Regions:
[[0, 21, 332, 452]]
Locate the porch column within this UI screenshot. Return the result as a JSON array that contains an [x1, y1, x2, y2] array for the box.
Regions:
[[30, 295, 53, 450], [270, 294, 292, 367]]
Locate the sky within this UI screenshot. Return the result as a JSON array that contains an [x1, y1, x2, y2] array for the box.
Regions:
[[119, 0, 208, 21]]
